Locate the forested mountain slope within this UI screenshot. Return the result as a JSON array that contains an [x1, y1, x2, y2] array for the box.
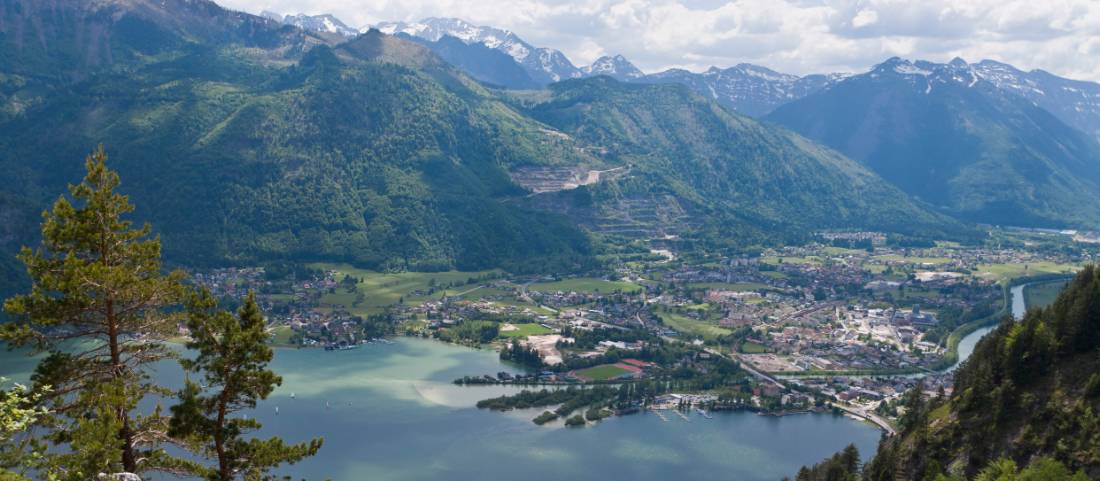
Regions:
[[796, 267, 1100, 481], [0, 0, 599, 277], [767, 58, 1100, 228], [0, 0, 962, 295], [517, 77, 963, 248]]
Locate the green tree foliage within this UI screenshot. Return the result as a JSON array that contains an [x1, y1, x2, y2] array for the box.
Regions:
[[0, 147, 187, 478], [169, 290, 322, 480], [850, 266, 1100, 480], [499, 338, 543, 368], [972, 457, 1088, 481], [793, 450, 1088, 481], [436, 320, 500, 344], [0, 378, 48, 477], [784, 444, 861, 481]]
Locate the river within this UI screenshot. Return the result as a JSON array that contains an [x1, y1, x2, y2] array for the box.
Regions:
[[1, 337, 881, 480], [946, 284, 1028, 372]]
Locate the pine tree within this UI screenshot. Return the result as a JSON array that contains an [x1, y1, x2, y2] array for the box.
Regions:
[[170, 290, 322, 480], [1, 146, 187, 478]]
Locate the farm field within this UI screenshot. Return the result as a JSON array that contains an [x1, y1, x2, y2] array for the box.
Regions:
[[1024, 280, 1069, 310], [761, 256, 822, 266], [312, 263, 498, 315], [528, 277, 642, 294], [821, 246, 869, 256], [975, 262, 1079, 281], [657, 311, 731, 339], [269, 325, 295, 345], [499, 323, 553, 338], [686, 282, 769, 292], [740, 341, 768, 354], [872, 254, 952, 265]]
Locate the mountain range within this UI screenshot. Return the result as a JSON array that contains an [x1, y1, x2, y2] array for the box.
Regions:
[[0, 0, 966, 296], [767, 57, 1100, 228], [0, 0, 1097, 284], [262, 10, 360, 38], [252, 10, 1100, 229], [268, 13, 1100, 139], [376, 18, 583, 85]]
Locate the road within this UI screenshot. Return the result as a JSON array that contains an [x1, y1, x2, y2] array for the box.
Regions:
[[451, 285, 484, 297], [830, 402, 897, 435]]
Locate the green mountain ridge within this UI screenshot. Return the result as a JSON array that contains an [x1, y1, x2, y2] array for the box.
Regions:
[[0, 0, 599, 275], [0, 0, 960, 292], [516, 77, 964, 246], [766, 59, 1100, 229]]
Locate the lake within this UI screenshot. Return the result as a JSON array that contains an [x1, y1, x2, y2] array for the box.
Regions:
[[5, 282, 1038, 479], [1, 337, 881, 481]]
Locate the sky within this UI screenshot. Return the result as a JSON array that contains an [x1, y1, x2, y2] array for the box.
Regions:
[[216, 0, 1100, 81]]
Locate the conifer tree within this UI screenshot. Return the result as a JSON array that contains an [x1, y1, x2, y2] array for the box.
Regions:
[[1, 146, 187, 478], [170, 290, 322, 480]]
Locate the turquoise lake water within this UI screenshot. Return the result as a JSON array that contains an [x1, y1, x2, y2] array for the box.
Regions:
[[1, 337, 881, 480]]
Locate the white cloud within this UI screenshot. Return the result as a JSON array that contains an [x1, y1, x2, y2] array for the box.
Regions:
[[851, 9, 878, 28], [215, 0, 1100, 81]]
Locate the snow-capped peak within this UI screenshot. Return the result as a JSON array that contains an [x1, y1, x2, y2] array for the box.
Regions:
[[582, 55, 644, 80], [375, 18, 510, 48], [267, 12, 359, 37], [371, 17, 581, 84]]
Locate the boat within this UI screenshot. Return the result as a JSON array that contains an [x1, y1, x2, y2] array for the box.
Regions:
[[696, 408, 713, 419]]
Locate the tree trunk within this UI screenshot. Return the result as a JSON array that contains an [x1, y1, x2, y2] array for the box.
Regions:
[[107, 297, 138, 473], [216, 391, 229, 480]]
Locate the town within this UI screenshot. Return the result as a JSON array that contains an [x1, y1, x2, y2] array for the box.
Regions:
[[188, 227, 1089, 429]]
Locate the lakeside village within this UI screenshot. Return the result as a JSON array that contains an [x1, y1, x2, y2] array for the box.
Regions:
[[188, 228, 1092, 429]]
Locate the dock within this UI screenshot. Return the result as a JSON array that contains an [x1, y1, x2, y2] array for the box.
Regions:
[[650, 408, 669, 422]]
